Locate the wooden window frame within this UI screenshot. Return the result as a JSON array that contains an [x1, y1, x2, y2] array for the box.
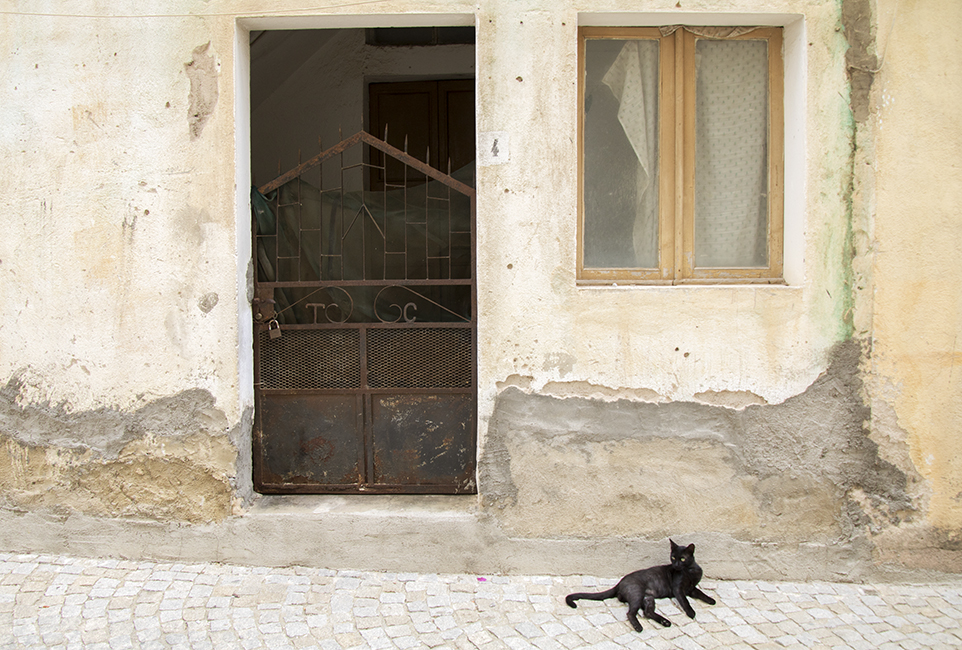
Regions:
[[577, 26, 784, 285]]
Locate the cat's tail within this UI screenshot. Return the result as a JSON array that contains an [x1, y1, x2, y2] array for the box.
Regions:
[[565, 588, 618, 608]]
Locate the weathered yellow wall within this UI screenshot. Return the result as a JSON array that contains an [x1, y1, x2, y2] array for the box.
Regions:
[[0, 0, 958, 576], [475, 2, 850, 412], [473, 0, 888, 566], [868, 0, 962, 566], [0, 4, 246, 523]]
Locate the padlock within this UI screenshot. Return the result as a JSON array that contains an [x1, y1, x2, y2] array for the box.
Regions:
[[267, 319, 282, 340]]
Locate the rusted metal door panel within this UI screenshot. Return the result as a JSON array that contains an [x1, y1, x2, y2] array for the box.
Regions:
[[255, 394, 361, 488], [371, 394, 475, 490], [251, 131, 476, 494]]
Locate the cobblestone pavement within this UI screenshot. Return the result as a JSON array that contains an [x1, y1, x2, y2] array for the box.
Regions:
[[1, 553, 961, 650]]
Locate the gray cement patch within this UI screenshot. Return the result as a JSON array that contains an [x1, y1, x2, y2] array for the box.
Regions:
[[0, 370, 229, 458], [480, 341, 915, 546], [843, 0, 878, 123]]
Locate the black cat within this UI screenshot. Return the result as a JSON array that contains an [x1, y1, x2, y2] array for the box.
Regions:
[[565, 539, 716, 632]]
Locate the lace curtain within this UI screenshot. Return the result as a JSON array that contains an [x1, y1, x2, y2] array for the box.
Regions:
[[693, 38, 769, 267]]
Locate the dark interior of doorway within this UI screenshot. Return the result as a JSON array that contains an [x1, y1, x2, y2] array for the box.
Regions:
[[248, 26, 477, 495], [250, 27, 476, 188]]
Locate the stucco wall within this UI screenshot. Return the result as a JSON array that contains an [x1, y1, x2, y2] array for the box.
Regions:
[[0, 0, 958, 578], [867, 0, 962, 569], [472, 0, 889, 570], [0, 6, 245, 522]]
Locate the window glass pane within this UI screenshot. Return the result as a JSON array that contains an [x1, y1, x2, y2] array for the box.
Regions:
[[583, 39, 659, 269], [694, 39, 769, 268]]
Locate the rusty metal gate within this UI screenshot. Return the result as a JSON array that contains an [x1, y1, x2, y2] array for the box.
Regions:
[[251, 131, 476, 494]]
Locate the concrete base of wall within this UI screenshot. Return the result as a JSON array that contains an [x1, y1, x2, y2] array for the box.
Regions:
[[2, 496, 951, 583]]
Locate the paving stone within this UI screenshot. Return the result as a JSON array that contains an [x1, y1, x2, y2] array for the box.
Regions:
[[2, 553, 962, 648]]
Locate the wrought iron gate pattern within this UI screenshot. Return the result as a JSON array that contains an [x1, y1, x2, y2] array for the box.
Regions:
[[252, 131, 476, 494]]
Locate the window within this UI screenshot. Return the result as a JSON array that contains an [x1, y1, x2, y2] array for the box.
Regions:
[[578, 26, 784, 284]]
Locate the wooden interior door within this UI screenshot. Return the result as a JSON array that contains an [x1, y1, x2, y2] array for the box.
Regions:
[[369, 79, 475, 188]]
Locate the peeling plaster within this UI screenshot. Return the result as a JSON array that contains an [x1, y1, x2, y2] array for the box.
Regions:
[[481, 342, 921, 547], [0, 435, 235, 524], [185, 42, 219, 140], [842, 0, 878, 123], [0, 372, 237, 524], [693, 390, 768, 410], [500, 376, 667, 404]]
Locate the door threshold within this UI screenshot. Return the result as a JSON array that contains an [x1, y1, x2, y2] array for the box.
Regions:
[[249, 493, 479, 517]]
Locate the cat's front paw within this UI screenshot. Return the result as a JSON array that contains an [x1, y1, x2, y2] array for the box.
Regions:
[[705, 597, 716, 605]]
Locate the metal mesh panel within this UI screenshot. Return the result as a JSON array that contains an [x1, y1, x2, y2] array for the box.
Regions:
[[258, 329, 360, 389], [367, 328, 472, 388]]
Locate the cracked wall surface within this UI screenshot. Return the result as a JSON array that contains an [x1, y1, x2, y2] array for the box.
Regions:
[[842, 0, 878, 123], [0, 374, 238, 524]]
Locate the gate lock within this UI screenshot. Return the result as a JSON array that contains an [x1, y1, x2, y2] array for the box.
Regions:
[[267, 318, 282, 340]]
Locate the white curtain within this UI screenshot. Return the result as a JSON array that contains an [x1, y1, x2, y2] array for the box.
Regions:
[[601, 41, 660, 267]]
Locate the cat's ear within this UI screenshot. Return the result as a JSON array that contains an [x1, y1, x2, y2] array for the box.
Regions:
[[686, 543, 695, 553], [670, 539, 678, 550]]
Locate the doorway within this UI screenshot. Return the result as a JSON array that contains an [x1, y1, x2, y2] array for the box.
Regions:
[[249, 27, 476, 494]]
